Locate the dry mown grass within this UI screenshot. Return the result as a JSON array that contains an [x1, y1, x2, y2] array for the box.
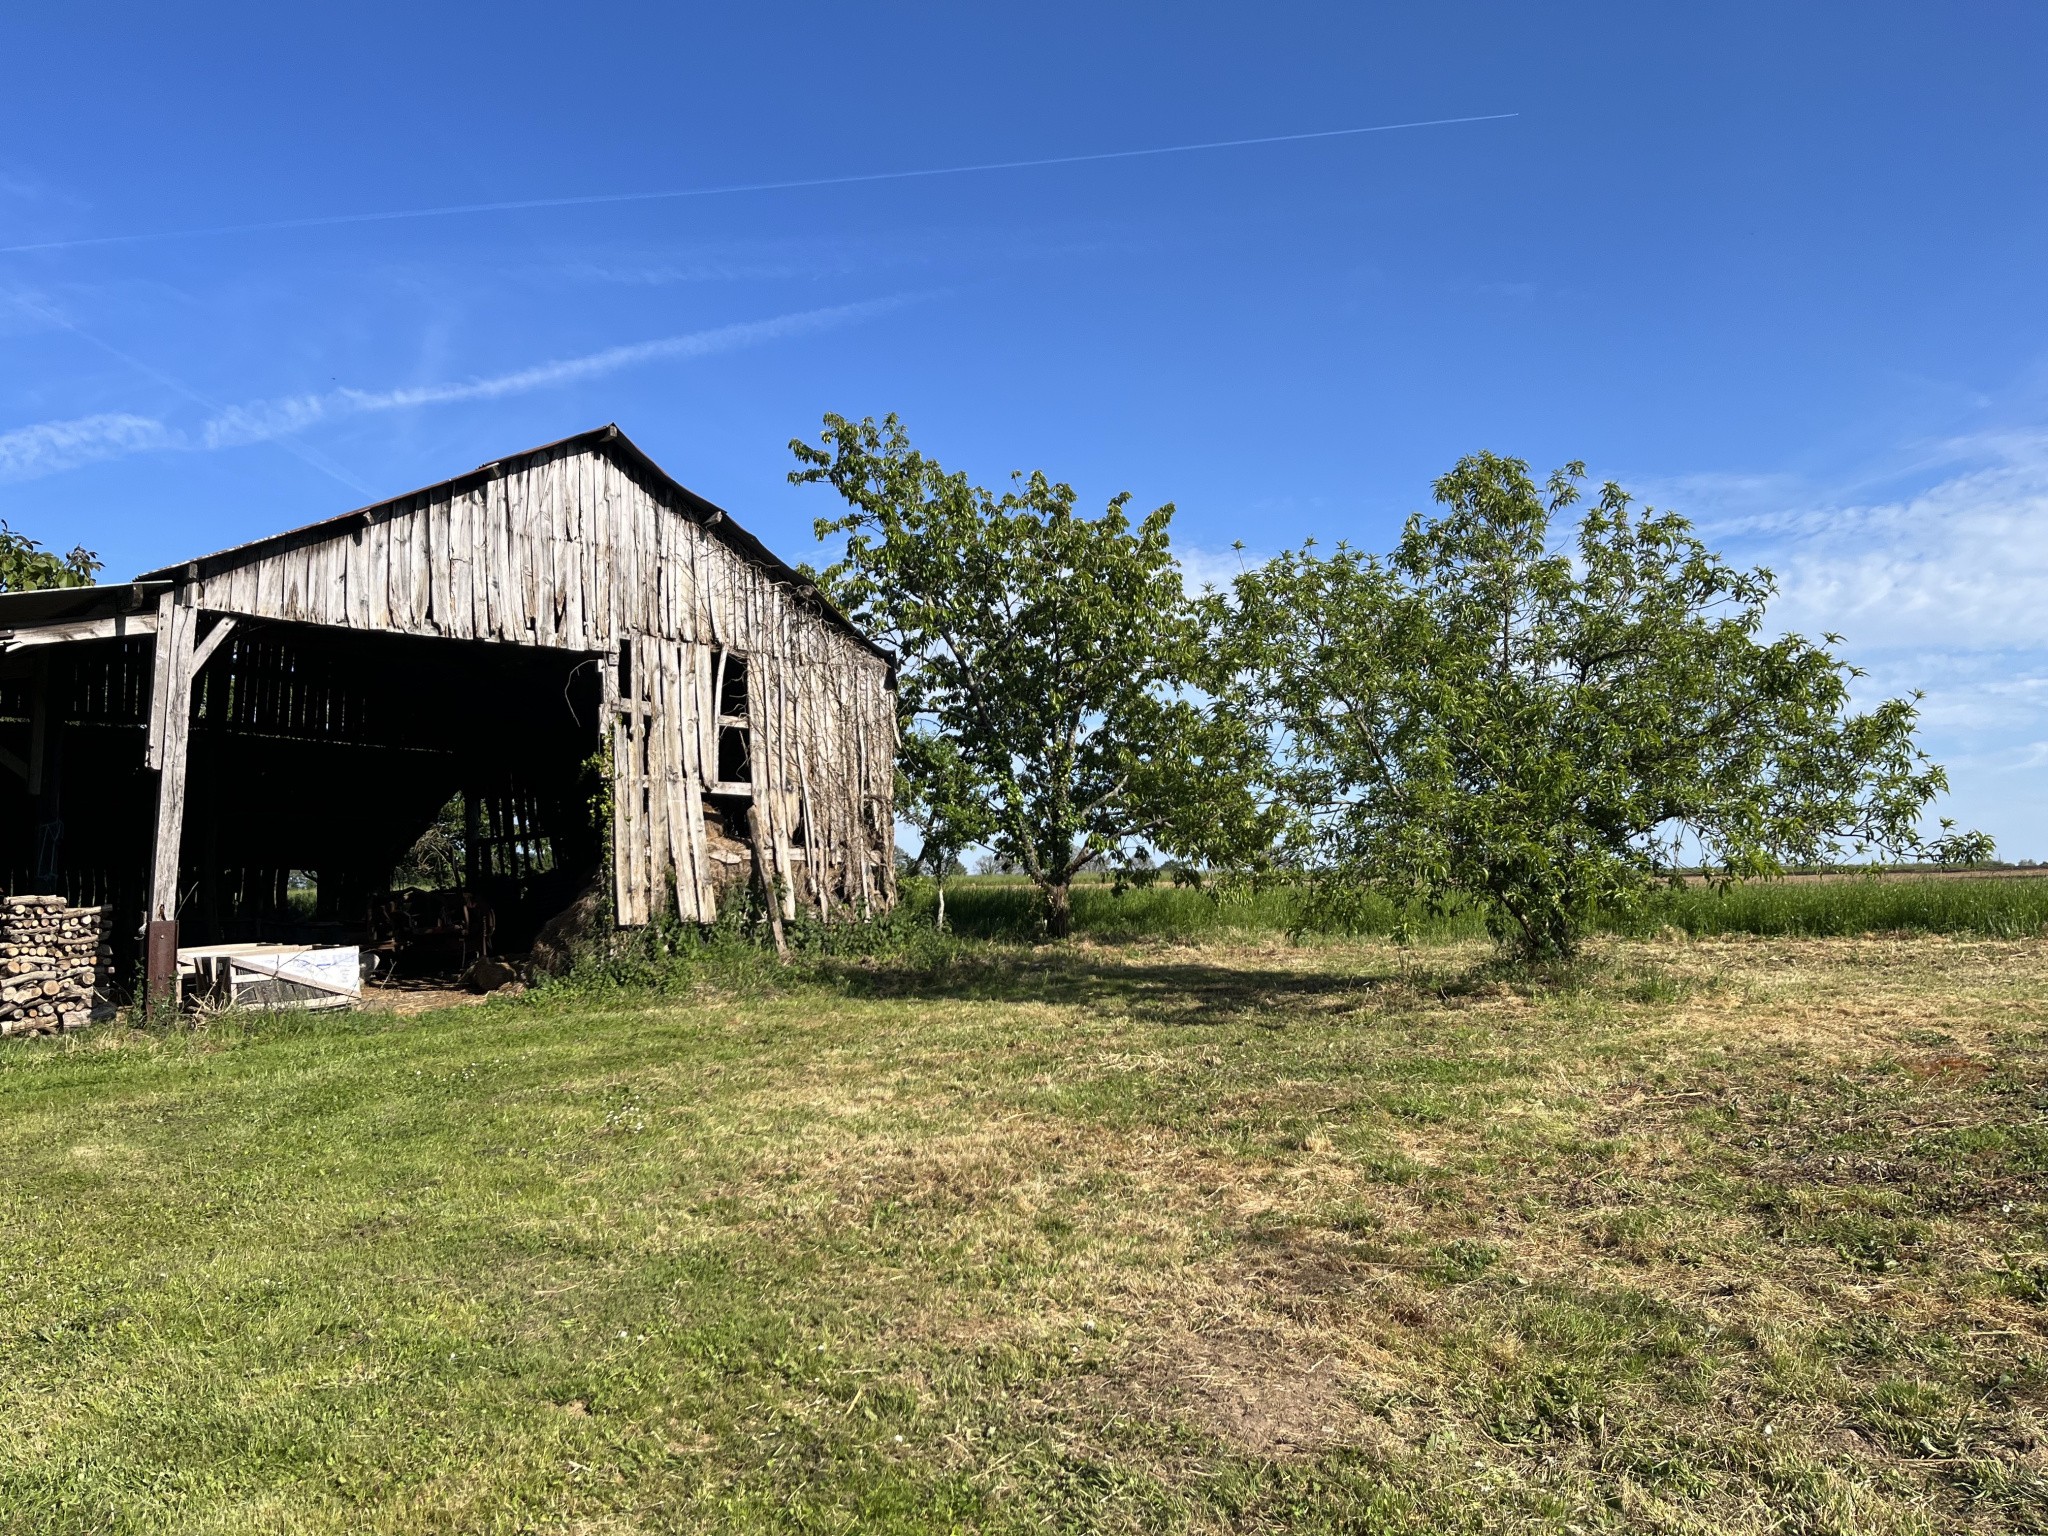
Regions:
[[718, 936, 2048, 1531], [0, 934, 2042, 1533]]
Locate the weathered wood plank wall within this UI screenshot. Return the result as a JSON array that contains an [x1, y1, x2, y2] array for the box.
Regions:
[[180, 441, 896, 927]]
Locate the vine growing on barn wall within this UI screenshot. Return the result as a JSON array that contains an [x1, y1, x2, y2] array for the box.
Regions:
[[583, 737, 615, 930]]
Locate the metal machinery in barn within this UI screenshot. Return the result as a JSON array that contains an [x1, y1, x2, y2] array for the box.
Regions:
[[0, 425, 899, 1002]]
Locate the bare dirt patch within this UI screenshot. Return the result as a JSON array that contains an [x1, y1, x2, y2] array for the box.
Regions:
[[1119, 1326, 1367, 1457], [360, 982, 494, 1016]]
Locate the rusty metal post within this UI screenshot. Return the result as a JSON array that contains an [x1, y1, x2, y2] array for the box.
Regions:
[[145, 920, 179, 1012]]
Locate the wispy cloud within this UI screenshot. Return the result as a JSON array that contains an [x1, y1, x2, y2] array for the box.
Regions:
[[1651, 432, 2048, 850], [201, 297, 911, 450], [1176, 542, 1266, 595], [1621, 434, 2048, 655], [0, 167, 87, 208], [0, 297, 913, 481], [0, 412, 174, 482], [1719, 435, 2048, 654]]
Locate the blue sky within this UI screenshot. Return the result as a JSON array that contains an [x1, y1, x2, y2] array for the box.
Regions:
[[4, 3, 2047, 852]]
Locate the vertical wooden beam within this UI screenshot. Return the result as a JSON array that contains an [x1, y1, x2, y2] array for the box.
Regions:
[[642, 639, 672, 925], [769, 659, 797, 924], [679, 649, 712, 922], [877, 666, 899, 909], [605, 639, 644, 926], [746, 804, 788, 959], [145, 590, 201, 1005], [620, 641, 645, 925]]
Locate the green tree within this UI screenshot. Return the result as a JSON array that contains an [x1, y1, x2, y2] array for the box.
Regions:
[[395, 795, 466, 889], [896, 731, 992, 931], [1926, 819, 1997, 870], [792, 413, 1265, 937], [1224, 452, 1962, 962], [0, 522, 101, 592]]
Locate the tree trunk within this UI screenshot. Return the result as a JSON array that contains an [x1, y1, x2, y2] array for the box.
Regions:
[[935, 875, 947, 932], [1045, 880, 1072, 940]]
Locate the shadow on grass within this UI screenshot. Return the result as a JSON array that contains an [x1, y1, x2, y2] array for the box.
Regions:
[[806, 943, 1494, 1028]]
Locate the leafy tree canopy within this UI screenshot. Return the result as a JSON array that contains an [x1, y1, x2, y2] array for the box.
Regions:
[[0, 522, 101, 593], [1223, 452, 1970, 961], [1926, 820, 1997, 870], [792, 413, 1266, 936]]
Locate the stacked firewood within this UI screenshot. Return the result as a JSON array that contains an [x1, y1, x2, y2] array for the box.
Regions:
[[0, 896, 111, 1036]]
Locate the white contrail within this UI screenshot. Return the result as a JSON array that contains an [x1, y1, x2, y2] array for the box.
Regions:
[[0, 297, 909, 483], [0, 412, 173, 482], [4, 289, 374, 492], [201, 297, 910, 449], [0, 114, 1517, 256]]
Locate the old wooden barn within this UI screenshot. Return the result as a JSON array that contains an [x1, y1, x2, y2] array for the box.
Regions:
[[0, 425, 898, 998]]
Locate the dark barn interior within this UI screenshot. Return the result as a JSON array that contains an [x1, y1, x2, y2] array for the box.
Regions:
[[2, 616, 605, 991], [2, 635, 157, 965]]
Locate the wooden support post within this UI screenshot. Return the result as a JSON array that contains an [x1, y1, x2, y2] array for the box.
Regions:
[[604, 640, 634, 926], [746, 804, 788, 959], [145, 591, 201, 1006]]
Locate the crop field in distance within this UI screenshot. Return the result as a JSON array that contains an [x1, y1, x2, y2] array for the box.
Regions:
[[0, 883, 2044, 1533], [921, 868, 2048, 944]]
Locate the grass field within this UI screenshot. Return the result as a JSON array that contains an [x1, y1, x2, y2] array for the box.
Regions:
[[2, 930, 2044, 1533]]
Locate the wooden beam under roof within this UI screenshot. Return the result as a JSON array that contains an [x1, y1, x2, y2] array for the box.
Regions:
[[1, 612, 160, 651]]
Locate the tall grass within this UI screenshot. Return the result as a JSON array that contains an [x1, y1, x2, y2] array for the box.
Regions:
[[906, 872, 2048, 944], [1630, 875, 2048, 939]]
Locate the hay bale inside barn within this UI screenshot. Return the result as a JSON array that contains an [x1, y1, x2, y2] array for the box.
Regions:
[[0, 425, 898, 1000]]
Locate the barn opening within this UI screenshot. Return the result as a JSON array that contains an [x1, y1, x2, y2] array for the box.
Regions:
[[2, 617, 607, 980]]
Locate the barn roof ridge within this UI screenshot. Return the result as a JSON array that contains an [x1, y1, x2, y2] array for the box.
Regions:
[[130, 424, 889, 663]]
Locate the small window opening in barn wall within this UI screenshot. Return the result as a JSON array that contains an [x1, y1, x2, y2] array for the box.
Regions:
[[713, 650, 751, 790], [716, 651, 747, 719]]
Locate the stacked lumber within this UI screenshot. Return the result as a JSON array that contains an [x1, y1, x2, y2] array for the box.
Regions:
[[0, 896, 111, 1036]]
